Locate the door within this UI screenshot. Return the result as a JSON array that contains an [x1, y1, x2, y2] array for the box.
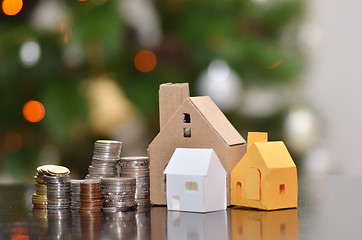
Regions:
[[246, 167, 261, 200]]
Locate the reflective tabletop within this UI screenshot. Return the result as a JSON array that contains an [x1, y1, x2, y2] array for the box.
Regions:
[[0, 175, 361, 239]]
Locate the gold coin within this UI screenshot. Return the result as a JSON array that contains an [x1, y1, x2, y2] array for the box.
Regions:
[[45, 165, 70, 176], [37, 165, 57, 174]]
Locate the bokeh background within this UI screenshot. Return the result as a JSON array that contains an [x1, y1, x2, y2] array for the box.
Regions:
[[0, 0, 356, 182]]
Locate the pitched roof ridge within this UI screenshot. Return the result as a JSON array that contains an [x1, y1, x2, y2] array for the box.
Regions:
[[188, 96, 245, 146]]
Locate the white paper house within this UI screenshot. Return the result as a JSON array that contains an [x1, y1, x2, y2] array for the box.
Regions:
[[163, 148, 227, 213]]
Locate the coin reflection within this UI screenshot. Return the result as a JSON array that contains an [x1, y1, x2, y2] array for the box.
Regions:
[[79, 211, 103, 240], [103, 211, 137, 239], [32, 208, 48, 237], [47, 209, 72, 240], [136, 211, 151, 240]]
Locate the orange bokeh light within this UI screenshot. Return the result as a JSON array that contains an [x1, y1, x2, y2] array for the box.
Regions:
[[134, 50, 157, 73], [11, 226, 29, 240], [60, 23, 72, 44], [23, 100, 45, 123], [2, 0, 23, 16]]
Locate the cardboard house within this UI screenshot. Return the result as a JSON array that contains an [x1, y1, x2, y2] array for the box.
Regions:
[[167, 210, 228, 240], [149, 83, 246, 205], [231, 132, 298, 210], [163, 148, 227, 213], [230, 208, 299, 240]]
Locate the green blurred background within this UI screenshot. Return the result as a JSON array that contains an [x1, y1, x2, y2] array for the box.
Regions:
[[0, 0, 319, 182]]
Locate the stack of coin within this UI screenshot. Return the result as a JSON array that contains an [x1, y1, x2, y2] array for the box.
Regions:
[[44, 165, 71, 210], [101, 177, 136, 212], [70, 179, 83, 210], [120, 156, 150, 211], [79, 179, 103, 213], [32, 165, 53, 209], [85, 140, 122, 179]]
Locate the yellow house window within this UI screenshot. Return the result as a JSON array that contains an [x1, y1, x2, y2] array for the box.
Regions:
[[280, 184, 285, 194], [236, 182, 242, 200]]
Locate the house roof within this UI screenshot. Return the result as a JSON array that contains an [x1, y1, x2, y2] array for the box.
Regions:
[[253, 141, 296, 168], [189, 96, 245, 146], [164, 148, 226, 176]]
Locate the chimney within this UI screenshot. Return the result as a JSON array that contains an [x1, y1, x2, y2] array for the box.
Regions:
[[159, 83, 190, 130], [247, 132, 268, 152]]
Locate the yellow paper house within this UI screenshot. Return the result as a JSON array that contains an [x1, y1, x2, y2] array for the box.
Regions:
[[231, 132, 298, 210]]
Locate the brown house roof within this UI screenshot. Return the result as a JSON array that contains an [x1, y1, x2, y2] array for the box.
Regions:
[[189, 96, 245, 146]]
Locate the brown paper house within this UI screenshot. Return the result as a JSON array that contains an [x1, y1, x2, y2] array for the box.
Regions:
[[231, 132, 298, 210], [148, 83, 246, 205]]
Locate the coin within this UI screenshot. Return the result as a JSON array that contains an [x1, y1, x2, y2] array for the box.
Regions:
[[46, 165, 70, 176]]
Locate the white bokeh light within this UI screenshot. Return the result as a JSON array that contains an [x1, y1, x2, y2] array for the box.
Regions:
[[239, 87, 286, 118], [298, 22, 323, 54], [284, 106, 320, 154], [118, 0, 162, 48], [197, 60, 242, 112], [19, 40, 41, 67], [31, 0, 69, 32], [251, 0, 269, 5]]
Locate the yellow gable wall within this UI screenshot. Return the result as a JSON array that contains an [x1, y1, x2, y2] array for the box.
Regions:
[[231, 145, 267, 209], [149, 98, 244, 205]]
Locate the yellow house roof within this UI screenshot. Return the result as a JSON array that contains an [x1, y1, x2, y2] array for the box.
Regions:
[[253, 141, 296, 169], [189, 96, 245, 146]]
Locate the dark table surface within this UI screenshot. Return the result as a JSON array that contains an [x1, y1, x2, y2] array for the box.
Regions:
[[0, 175, 360, 239]]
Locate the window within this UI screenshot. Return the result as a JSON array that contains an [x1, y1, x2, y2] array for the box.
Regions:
[[280, 184, 285, 194], [183, 113, 191, 123], [185, 181, 198, 192], [280, 223, 286, 236], [183, 128, 191, 138], [246, 168, 261, 200], [236, 182, 242, 200]]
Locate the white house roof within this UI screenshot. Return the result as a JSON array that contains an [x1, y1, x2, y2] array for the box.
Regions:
[[164, 148, 226, 176]]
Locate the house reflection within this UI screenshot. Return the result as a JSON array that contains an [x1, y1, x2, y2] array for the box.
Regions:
[[167, 210, 228, 240], [231, 208, 299, 240]]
